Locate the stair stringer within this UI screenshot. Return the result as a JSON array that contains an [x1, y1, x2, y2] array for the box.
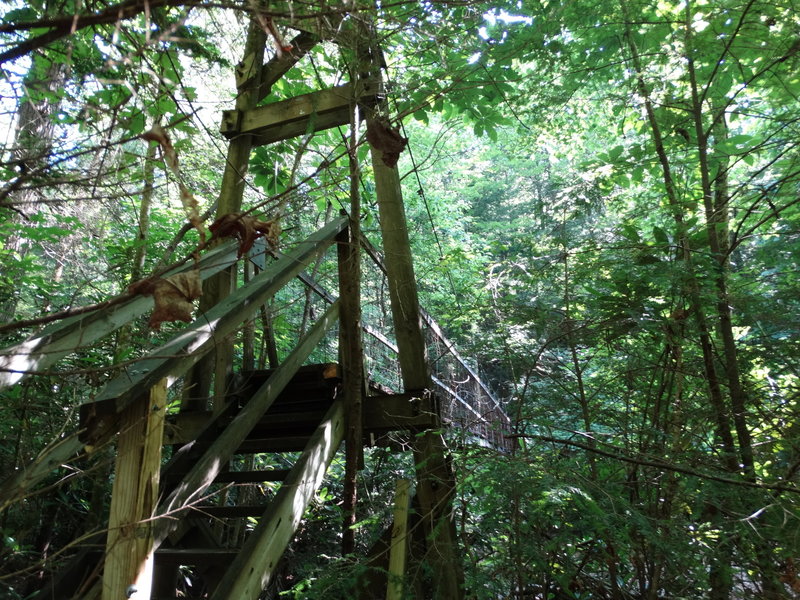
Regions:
[[209, 399, 346, 600]]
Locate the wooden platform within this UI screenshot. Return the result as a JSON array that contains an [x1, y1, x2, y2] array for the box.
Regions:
[[163, 364, 439, 446]]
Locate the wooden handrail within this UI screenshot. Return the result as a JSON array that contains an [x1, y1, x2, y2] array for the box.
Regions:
[[0, 219, 347, 511], [0, 239, 240, 390], [80, 216, 348, 441]]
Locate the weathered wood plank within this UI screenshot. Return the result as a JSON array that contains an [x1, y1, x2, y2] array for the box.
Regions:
[[101, 379, 166, 600], [364, 393, 438, 432], [386, 479, 411, 600], [0, 240, 239, 390], [79, 217, 347, 442], [235, 436, 311, 452], [220, 81, 379, 147], [153, 301, 340, 546], [209, 399, 345, 600]]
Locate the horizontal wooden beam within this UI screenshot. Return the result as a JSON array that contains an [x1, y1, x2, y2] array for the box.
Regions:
[[220, 81, 379, 147], [364, 392, 439, 432]]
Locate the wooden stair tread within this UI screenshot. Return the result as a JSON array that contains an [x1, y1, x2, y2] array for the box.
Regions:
[[214, 469, 290, 483], [189, 505, 269, 518], [236, 436, 311, 453], [155, 547, 239, 564]]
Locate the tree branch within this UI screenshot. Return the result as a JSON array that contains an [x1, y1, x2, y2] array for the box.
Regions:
[[0, 0, 206, 64], [509, 433, 800, 495]]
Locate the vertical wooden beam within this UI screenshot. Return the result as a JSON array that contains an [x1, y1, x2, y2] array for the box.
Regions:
[[339, 95, 365, 556], [183, 18, 268, 412], [364, 48, 464, 598], [386, 479, 411, 600], [368, 138, 429, 390], [101, 379, 167, 600]]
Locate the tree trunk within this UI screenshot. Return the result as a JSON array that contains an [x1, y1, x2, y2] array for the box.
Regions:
[[0, 57, 66, 322]]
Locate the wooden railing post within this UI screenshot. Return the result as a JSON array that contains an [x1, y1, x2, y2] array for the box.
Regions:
[[101, 379, 166, 600]]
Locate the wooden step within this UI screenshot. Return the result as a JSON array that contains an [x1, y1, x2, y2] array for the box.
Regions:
[[155, 547, 239, 565], [164, 405, 329, 446], [260, 398, 333, 414], [254, 409, 328, 426], [214, 469, 290, 483], [236, 436, 310, 453], [232, 364, 340, 403], [189, 505, 268, 519]]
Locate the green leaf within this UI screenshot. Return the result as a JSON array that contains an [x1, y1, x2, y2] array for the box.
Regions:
[[128, 111, 145, 136], [2, 7, 38, 23], [652, 226, 669, 245], [621, 223, 640, 242]]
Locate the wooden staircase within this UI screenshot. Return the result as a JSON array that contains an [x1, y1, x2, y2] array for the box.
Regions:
[[151, 364, 344, 599], [0, 9, 508, 599], [41, 363, 441, 599], [153, 362, 441, 600]]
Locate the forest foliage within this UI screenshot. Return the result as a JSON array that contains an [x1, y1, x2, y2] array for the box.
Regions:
[[1, 0, 799, 598]]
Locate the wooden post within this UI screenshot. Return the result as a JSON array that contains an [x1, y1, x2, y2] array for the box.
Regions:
[[386, 479, 411, 600], [339, 91, 365, 556], [368, 132, 429, 391], [101, 379, 166, 600], [182, 18, 267, 412], [363, 38, 464, 596]]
